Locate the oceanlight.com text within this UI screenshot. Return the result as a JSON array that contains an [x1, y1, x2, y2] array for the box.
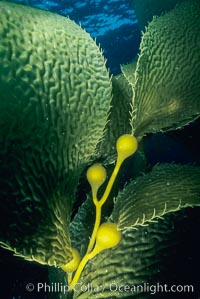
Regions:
[[26, 282, 194, 295]]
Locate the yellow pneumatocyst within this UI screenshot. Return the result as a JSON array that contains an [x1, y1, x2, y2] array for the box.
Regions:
[[96, 222, 122, 250], [86, 163, 107, 191], [60, 248, 81, 273], [116, 134, 138, 161]]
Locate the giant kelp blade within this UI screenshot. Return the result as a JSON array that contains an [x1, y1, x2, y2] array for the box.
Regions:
[[70, 198, 95, 256], [62, 164, 200, 298], [112, 164, 200, 230], [0, 2, 111, 265], [121, 59, 137, 85], [96, 60, 146, 175], [131, 0, 200, 137], [96, 71, 132, 164], [73, 210, 199, 298]]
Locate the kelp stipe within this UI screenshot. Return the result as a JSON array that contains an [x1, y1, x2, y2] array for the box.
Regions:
[[61, 134, 138, 289]]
